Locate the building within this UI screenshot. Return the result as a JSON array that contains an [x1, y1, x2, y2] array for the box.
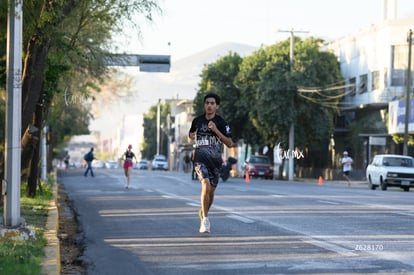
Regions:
[[325, 0, 414, 178], [169, 99, 194, 172]]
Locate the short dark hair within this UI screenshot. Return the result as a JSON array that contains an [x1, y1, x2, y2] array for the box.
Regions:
[[204, 92, 220, 105]]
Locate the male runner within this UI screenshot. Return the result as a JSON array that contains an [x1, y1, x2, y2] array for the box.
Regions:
[[189, 92, 233, 233]]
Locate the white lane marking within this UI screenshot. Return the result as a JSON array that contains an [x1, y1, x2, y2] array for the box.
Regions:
[[399, 212, 414, 217], [226, 214, 255, 224], [158, 175, 189, 184], [318, 200, 340, 205], [301, 238, 358, 257]]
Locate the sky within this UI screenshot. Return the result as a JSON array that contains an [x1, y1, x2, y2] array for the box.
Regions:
[[115, 0, 414, 61], [92, 0, 414, 142]]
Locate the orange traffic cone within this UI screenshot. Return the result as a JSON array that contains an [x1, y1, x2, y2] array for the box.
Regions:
[[245, 173, 250, 183], [318, 176, 323, 186]]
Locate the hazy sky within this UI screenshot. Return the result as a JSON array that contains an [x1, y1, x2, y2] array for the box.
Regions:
[[115, 0, 414, 60], [94, 0, 414, 141]]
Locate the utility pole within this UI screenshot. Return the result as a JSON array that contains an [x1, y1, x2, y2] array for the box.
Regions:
[[41, 125, 48, 182], [278, 29, 308, 181], [403, 29, 413, 156], [157, 99, 161, 155], [3, 0, 23, 227]]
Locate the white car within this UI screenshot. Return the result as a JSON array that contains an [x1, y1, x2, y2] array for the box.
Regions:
[[151, 155, 168, 171], [105, 160, 119, 169], [135, 160, 149, 170], [92, 160, 105, 169], [366, 154, 414, 192]]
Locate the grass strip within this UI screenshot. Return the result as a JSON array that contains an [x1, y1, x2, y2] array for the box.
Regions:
[[0, 178, 53, 275]]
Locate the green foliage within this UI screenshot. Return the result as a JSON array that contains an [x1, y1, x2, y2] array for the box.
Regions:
[[194, 52, 257, 143], [251, 43, 296, 145], [292, 38, 343, 146], [0, 89, 5, 145], [141, 102, 171, 160], [392, 134, 414, 146], [0, 0, 161, 166], [195, 37, 343, 153], [47, 90, 91, 156], [0, 240, 44, 275]]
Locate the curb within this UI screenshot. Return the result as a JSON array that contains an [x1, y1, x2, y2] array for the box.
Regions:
[[41, 179, 60, 275]]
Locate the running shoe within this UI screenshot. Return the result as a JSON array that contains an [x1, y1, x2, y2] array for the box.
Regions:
[[199, 217, 210, 233]]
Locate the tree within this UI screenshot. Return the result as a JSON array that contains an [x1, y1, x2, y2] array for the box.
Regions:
[[192, 37, 343, 173], [240, 43, 295, 148], [194, 52, 263, 149], [141, 102, 171, 160], [47, 87, 91, 156], [293, 38, 343, 146], [236, 37, 343, 157], [0, 0, 161, 197]]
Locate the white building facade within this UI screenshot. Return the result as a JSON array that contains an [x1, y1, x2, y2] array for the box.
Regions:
[[327, 18, 414, 109], [321, 0, 414, 177]]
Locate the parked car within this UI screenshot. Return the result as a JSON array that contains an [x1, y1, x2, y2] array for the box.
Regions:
[[135, 160, 149, 170], [151, 155, 168, 171], [243, 155, 273, 179], [92, 160, 105, 169], [105, 160, 119, 169], [366, 154, 414, 192]]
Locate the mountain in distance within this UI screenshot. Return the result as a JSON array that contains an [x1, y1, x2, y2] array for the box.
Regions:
[[90, 42, 258, 142], [172, 41, 258, 80], [137, 42, 258, 104]]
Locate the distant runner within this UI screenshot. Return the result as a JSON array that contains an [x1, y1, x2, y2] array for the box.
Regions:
[[122, 144, 137, 189]]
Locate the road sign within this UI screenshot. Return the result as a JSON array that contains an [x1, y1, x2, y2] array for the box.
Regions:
[[104, 54, 170, 72]]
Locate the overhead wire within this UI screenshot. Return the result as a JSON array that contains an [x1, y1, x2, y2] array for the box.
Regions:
[[296, 83, 355, 108]]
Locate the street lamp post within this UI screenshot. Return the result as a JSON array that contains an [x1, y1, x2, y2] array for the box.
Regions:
[[278, 29, 308, 181], [3, 0, 23, 227]]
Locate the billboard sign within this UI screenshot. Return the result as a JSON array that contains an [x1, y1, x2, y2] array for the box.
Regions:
[[388, 99, 414, 134]]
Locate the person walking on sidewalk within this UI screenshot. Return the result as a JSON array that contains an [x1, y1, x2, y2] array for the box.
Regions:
[[84, 148, 95, 177], [63, 151, 70, 173], [341, 151, 353, 187], [122, 144, 137, 189], [188, 92, 233, 233]]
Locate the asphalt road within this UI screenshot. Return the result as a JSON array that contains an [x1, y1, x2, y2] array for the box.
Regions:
[[59, 168, 414, 275]]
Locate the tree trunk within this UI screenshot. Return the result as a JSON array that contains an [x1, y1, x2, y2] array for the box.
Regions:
[[21, 0, 77, 172], [27, 137, 41, 197], [26, 102, 43, 197], [21, 34, 50, 172], [0, 152, 4, 205]]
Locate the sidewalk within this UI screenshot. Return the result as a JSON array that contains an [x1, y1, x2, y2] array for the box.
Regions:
[[295, 177, 367, 187], [41, 181, 60, 275]]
